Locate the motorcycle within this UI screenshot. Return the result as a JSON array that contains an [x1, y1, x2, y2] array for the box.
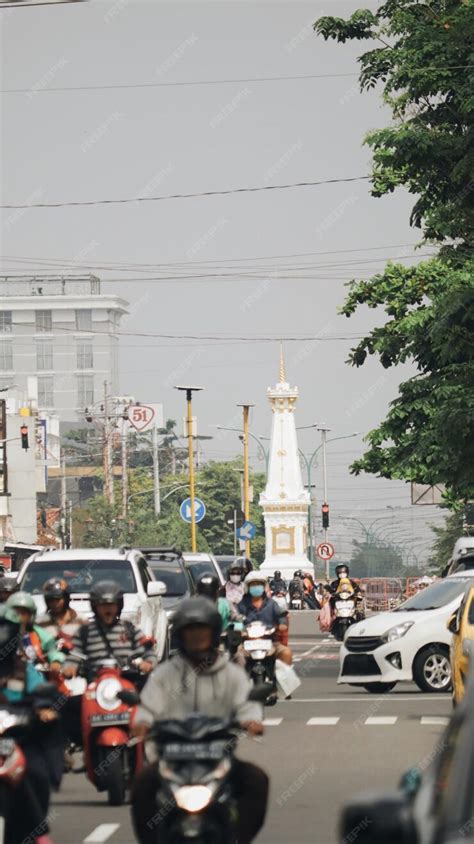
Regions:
[[0, 692, 56, 843], [242, 621, 278, 706], [81, 655, 145, 805], [119, 687, 268, 844], [329, 588, 363, 641]]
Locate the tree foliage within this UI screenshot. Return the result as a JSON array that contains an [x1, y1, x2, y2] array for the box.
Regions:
[[314, 0, 474, 503], [428, 510, 464, 571], [349, 537, 408, 578]]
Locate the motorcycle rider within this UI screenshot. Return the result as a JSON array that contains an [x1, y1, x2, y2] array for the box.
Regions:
[[225, 561, 245, 610], [38, 578, 83, 647], [6, 591, 65, 681], [238, 571, 293, 664], [269, 569, 287, 595], [196, 572, 234, 630], [0, 604, 61, 843], [288, 570, 305, 605], [302, 572, 318, 610], [64, 580, 156, 680], [0, 576, 19, 604], [130, 596, 269, 844], [325, 565, 363, 613]]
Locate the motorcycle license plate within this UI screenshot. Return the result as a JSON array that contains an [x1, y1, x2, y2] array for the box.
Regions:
[[244, 639, 272, 652], [162, 740, 227, 761], [90, 711, 130, 725]]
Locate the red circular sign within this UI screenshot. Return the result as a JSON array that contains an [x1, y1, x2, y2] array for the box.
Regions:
[[316, 542, 335, 561]]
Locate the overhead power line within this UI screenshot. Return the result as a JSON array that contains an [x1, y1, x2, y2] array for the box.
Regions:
[[2, 66, 472, 94], [0, 175, 370, 210]]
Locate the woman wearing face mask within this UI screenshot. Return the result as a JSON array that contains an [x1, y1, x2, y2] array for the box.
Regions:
[[225, 563, 245, 610], [237, 572, 293, 665]]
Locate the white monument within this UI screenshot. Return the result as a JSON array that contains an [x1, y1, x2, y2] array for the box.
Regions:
[[259, 349, 313, 579]]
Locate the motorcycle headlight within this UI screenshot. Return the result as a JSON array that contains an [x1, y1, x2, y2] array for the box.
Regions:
[[381, 622, 414, 644], [247, 625, 267, 639], [339, 592, 352, 600], [173, 785, 213, 813], [96, 678, 123, 712]]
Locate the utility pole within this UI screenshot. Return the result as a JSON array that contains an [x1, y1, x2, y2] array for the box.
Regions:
[[152, 425, 161, 516], [121, 416, 128, 519], [238, 403, 254, 559], [102, 381, 114, 506], [175, 386, 202, 552], [319, 426, 330, 579], [60, 455, 67, 549]]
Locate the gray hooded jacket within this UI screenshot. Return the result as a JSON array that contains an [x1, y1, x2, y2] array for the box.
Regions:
[[136, 651, 262, 726]]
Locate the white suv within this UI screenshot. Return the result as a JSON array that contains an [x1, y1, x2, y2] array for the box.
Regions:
[[17, 547, 168, 662], [338, 573, 474, 694]]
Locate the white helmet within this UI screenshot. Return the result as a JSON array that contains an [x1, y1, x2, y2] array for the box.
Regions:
[[244, 571, 268, 592]]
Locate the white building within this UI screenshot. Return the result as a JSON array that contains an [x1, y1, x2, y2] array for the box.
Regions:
[[259, 350, 313, 579], [0, 275, 128, 423]]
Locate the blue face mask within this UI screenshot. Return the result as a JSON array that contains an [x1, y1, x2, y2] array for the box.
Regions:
[[249, 585, 265, 598]]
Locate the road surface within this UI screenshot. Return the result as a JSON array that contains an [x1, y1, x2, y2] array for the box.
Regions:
[[51, 611, 451, 843]]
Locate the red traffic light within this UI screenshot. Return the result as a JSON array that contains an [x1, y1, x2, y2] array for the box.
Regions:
[[321, 502, 329, 529], [20, 424, 29, 450]]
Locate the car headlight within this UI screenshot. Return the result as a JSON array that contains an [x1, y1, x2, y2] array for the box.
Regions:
[[96, 678, 122, 712], [173, 785, 213, 812], [381, 622, 414, 644]]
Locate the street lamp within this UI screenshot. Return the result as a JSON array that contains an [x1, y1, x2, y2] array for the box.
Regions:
[[214, 425, 269, 471], [237, 403, 255, 558], [175, 386, 203, 552]]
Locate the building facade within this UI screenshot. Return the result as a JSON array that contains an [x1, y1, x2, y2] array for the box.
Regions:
[[0, 275, 128, 422]]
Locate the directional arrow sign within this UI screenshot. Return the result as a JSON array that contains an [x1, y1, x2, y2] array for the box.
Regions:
[[180, 497, 206, 524], [237, 520, 256, 541]]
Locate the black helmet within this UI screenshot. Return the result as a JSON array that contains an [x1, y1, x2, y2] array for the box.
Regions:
[[196, 574, 220, 602], [43, 578, 70, 604], [172, 597, 222, 649], [0, 577, 19, 599], [274, 570, 282, 579], [0, 605, 21, 678], [90, 580, 124, 617], [336, 565, 349, 577]]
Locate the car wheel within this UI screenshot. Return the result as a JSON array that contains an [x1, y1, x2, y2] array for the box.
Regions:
[[413, 646, 451, 693], [362, 682, 397, 694]]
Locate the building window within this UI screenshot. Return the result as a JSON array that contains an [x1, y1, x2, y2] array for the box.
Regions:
[[0, 343, 13, 371], [38, 376, 54, 407], [77, 374, 94, 408], [75, 309, 93, 331], [35, 310, 52, 333], [76, 341, 93, 370], [0, 312, 12, 333], [36, 342, 53, 371]]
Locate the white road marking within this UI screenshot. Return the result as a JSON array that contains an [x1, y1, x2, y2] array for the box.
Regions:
[[285, 695, 450, 703], [293, 643, 324, 663], [365, 716, 398, 726], [420, 716, 450, 726], [263, 718, 283, 726], [307, 717, 340, 726], [84, 824, 120, 843]]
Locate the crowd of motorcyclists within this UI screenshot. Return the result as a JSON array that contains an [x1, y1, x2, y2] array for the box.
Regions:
[[0, 561, 364, 843]]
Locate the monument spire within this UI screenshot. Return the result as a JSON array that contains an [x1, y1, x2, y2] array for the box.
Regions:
[[279, 342, 287, 384]]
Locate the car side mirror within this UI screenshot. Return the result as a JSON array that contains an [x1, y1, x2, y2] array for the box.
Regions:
[[447, 612, 460, 635], [147, 581, 167, 598], [341, 793, 418, 844]]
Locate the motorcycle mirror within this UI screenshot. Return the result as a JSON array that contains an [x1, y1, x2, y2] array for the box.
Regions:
[[117, 689, 140, 706], [248, 686, 270, 703]]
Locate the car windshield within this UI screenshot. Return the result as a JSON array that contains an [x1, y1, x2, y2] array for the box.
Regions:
[[149, 565, 188, 597], [395, 578, 470, 612], [185, 561, 215, 586], [21, 560, 137, 594]]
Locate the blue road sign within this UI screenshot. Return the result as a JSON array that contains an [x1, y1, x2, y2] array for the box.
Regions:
[[237, 520, 256, 541], [180, 497, 206, 524]]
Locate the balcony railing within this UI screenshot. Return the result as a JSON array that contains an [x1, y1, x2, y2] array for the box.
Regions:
[[0, 275, 101, 297]]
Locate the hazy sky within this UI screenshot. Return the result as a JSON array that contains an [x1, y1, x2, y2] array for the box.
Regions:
[[1, 0, 446, 563]]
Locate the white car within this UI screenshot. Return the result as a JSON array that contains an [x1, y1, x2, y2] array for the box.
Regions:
[[338, 573, 474, 694], [17, 547, 169, 662], [182, 552, 225, 589]]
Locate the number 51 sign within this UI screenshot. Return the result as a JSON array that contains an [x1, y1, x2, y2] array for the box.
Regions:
[[127, 403, 164, 433]]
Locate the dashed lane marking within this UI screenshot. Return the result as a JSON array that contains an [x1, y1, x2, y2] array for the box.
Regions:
[[307, 717, 340, 726], [263, 718, 283, 726], [293, 643, 324, 663], [286, 695, 450, 703], [365, 716, 398, 725], [84, 824, 120, 843], [420, 716, 450, 726]]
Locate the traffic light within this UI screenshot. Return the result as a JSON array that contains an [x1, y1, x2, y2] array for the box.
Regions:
[[20, 424, 29, 451], [322, 502, 329, 529]]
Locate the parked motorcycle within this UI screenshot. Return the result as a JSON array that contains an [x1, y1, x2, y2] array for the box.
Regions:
[[81, 656, 145, 805]]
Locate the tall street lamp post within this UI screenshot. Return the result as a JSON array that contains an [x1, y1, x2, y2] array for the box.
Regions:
[[175, 386, 203, 552], [237, 403, 255, 558]]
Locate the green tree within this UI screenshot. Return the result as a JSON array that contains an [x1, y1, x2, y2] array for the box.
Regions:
[[349, 538, 407, 578], [314, 1, 474, 503], [428, 510, 464, 572]]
